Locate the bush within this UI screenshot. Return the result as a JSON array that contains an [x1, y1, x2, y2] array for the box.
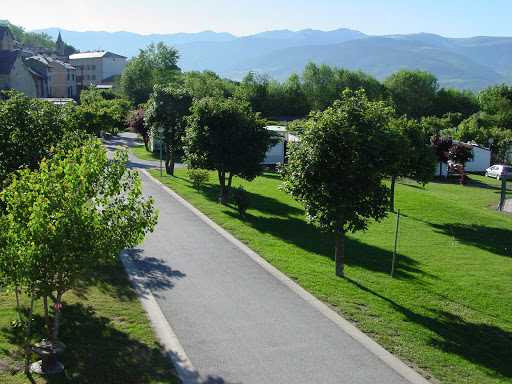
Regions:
[[232, 185, 250, 217], [187, 168, 210, 193]]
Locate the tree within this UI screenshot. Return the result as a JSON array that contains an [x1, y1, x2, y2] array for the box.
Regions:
[[64, 92, 130, 137], [0, 92, 71, 183], [184, 97, 279, 204], [145, 85, 193, 175], [121, 42, 181, 107], [301, 61, 337, 111], [183, 70, 236, 99], [430, 135, 453, 176], [128, 109, 151, 151], [235, 72, 272, 117], [280, 90, 393, 277], [384, 69, 439, 120], [386, 118, 436, 212], [0, 140, 158, 361]]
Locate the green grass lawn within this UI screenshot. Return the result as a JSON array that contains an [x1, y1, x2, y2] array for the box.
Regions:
[[131, 145, 184, 163], [131, 144, 161, 161], [0, 260, 180, 384], [149, 168, 512, 384]]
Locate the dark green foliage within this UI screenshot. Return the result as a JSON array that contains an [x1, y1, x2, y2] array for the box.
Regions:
[[121, 42, 181, 107], [185, 97, 279, 204], [232, 185, 250, 217], [145, 85, 193, 175], [0, 92, 70, 183], [384, 69, 439, 120], [280, 90, 394, 276]]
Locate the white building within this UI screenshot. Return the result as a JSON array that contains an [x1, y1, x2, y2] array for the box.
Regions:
[[68, 51, 126, 91]]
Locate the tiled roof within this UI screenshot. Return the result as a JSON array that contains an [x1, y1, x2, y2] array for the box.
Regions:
[[69, 51, 126, 60]]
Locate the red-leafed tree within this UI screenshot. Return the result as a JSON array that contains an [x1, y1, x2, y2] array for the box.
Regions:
[[129, 109, 151, 151]]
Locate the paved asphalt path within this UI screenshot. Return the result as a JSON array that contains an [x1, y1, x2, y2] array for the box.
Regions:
[[107, 133, 430, 383]]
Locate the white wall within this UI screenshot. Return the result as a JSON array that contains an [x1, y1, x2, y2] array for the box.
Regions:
[[465, 146, 491, 172], [102, 57, 126, 82]]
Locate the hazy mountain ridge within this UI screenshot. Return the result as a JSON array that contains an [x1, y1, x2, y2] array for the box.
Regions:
[[32, 27, 512, 91]]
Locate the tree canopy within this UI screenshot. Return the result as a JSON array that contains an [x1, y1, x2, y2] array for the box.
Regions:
[[184, 97, 279, 204], [0, 92, 71, 182], [145, 85, 194, 175], [0, 140, 158, 343], [121, 42, 181, 107], [280, 90, 394, 277]]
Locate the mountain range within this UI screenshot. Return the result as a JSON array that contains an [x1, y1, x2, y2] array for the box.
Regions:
[[33, 27, 512, 92]]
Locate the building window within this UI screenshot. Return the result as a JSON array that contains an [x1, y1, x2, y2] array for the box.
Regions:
[[86, 65, 90, 70], [86, 75, 89, 80], [72, 74, 75, 81], [92, 65, 96, 70], [67, 73, 70, 81], [92, 75, 96, 80]]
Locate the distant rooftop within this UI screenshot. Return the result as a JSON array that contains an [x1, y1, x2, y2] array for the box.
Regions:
[[69, 51, 126, 59]]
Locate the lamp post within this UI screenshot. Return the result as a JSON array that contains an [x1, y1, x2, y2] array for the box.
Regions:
[[488, 138, 494, 166], [157, 127, 164, 177]]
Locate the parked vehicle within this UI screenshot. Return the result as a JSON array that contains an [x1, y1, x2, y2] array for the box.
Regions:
[[485, 164, 512, 180]]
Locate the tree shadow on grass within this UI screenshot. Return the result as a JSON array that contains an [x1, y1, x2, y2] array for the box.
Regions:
[[429, 223, 512, 258], [1, 302, 235, 383], [224, 210, 435, 282], [346, 279, 512, 381]]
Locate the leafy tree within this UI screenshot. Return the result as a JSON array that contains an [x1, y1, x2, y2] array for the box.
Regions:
[[430, 135, 453, 176], [128, 109, 151, 151], [301, 62, 337, 111], [332, 67, 386, 102], [280, 90, 394, 277], [0, 140, 158, 360], [235, 72, 272, 116], [386, 118, 436, 212], [183, 70, 236, 99], [435, 88, 479, 118], [121, 42, 181, 107], [384, 69, 439, 120], [448, 143, 473, 167], [184, 97, 279, 204], [276, 72, 310, 116], [64, 89, 131, 136], [145, 85, 193, 175], [0, 92, 71, 183], [477, 84, 512, 130]]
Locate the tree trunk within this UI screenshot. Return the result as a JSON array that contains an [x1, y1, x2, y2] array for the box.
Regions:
[[52, 292, 62, 342], [24, 294, 34, 374], [335, 229, 346, 278], [43, 295, 50, 338], [218, 168, 227, 205], [144, 135, 150, 152], [165, 143, 174, 176], [389, 177, 396, 213]]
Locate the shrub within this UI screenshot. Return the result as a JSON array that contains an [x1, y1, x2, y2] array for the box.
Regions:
[[232, 185, 250, 217], [187, 168, 210, 193]]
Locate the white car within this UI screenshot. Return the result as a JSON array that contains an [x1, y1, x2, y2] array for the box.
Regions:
[[485, 164, 512, 180]]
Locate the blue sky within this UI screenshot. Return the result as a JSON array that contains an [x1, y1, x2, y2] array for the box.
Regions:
[[3, 0, 512, 37]]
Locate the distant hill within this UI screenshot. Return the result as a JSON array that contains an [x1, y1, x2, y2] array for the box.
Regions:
[[32, 27, 512, 92]]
